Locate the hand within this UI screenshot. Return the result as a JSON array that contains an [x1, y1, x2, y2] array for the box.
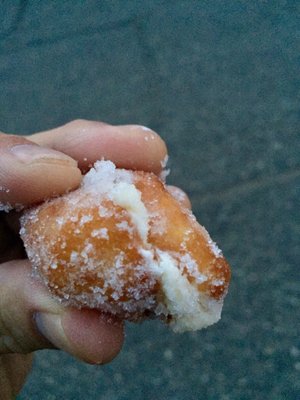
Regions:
[[0, 120, 167, 399]]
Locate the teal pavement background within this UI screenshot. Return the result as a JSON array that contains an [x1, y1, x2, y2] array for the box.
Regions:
[[1, 1, 299, 399]]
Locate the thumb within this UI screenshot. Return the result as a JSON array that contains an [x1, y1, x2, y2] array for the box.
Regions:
[[0, 260, 124, 364], [0, 133, 81, 209]]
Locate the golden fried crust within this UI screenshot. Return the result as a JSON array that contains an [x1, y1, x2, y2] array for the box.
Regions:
[[20, 162, 231, 329]]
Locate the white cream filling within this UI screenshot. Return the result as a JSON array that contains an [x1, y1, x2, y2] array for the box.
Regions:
[[82, 160, 149, 243], [109, 182, 149, 244], [143, 250, 222, 332]]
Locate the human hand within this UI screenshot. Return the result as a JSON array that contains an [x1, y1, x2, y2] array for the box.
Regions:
[[0, 120, 168, 399]]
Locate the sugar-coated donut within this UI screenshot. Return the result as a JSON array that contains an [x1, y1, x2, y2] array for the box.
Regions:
[[20, 161, 230, 332]]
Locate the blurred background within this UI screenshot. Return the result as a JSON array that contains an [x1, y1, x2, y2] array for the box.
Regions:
[[1, 1, 299, 399]]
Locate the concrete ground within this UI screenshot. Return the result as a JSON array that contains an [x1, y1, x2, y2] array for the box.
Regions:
[[1, 1, 299, 399]]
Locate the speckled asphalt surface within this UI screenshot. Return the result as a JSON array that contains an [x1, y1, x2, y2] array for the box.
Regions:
[[1, 1, 299, 399]]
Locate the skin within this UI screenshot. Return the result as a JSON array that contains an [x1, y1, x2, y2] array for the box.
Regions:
[[0, 120, 190, 399]]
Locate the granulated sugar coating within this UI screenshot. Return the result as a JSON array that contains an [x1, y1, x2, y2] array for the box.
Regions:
[[20, 161, 230, 332]]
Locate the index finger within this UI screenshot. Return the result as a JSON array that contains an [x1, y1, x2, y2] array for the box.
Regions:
[[29, 120, 168, 175]]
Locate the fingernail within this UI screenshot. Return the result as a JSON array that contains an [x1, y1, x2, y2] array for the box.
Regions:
[[10, 144, 77, 166], [35, 312, 68, 350], [116, 124, 157, 139]]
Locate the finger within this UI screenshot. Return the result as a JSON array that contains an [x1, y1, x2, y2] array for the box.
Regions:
[[29, 119, 168, 174], [0, 134, 81, 208], [0, 260, 124, 364], [167, 185, 192, 209]]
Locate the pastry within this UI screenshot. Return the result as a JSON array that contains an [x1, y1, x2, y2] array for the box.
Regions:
[[20, 161, 230, 332]]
